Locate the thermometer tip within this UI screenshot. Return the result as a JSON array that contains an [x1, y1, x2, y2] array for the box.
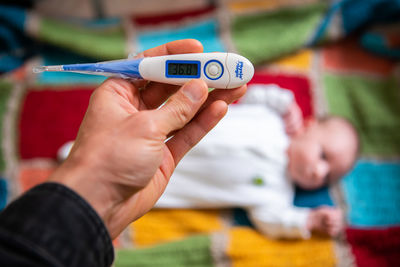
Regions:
[[32, 65, 64, 73], [32, 66, 46, 73]]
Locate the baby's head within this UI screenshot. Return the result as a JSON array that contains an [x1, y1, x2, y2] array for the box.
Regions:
[[287, 116, 359, 190]]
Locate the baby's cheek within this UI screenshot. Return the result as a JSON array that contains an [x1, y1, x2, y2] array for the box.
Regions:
[[289, 142, 313, 175]]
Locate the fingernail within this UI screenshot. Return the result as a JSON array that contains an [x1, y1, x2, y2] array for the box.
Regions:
[[182, 80, 206, 102]]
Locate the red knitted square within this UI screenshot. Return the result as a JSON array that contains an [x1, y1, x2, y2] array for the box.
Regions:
[[19, 88, 94, 159], [133, 6, 216, 26], [322, 38, 395, 75], [346, 227, 400, 267]]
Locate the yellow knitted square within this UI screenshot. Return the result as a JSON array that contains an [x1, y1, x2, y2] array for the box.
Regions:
[[228, 0, 319, 13], [227, 227, 336, 267], [274, 49, 312, 71], [130, 209, 224, 246]]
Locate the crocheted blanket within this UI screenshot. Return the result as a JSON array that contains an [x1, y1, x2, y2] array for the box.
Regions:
[[1, 1, 399, 266]]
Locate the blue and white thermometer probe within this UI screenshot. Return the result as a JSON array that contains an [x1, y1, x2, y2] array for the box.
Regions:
[[33, 52, 254, 89]]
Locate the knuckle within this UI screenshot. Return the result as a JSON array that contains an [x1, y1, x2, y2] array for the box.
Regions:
[[140, 112, 160, 135], [101, 78, 121, 91], [182, 130, 197, 148], [102, 78, 134, 94], [168, 101, 192, 126]]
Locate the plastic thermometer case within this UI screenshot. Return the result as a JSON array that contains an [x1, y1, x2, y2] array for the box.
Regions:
[[34, 52, 254, 89], [139, 52, 254, 89]]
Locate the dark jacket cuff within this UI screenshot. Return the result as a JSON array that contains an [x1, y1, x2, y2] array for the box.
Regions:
[[0, 182, 114, 266]]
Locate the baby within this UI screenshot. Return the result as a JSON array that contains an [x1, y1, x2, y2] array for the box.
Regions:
[[155, 84, 359, 239]]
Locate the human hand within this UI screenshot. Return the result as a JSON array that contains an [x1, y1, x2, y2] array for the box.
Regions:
[[283, 102, 303, 136], [307, 206, 343, 237], [49, 39, 247, 238]]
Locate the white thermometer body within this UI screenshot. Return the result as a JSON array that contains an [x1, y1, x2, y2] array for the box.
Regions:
[[34, 52, 254, 89]]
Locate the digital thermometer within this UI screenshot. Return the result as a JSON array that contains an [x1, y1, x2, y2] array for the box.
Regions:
[[33, 52, 254, 89]]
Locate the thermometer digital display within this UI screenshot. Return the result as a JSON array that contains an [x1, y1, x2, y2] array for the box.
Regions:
[[166, 61, 200, 78], [33, 52, 254, 89]]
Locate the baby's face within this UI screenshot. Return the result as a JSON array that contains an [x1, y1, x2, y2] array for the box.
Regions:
[[287, 118, 358, 190]]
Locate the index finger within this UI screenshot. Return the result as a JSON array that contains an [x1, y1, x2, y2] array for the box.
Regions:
[[137, 39, 203, 58]]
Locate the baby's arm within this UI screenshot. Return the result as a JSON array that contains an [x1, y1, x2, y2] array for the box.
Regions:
[[306, 206, 343, 237], [248, 205, 311, 239], [241, 84, 303, 136], [241, 84, 294, 114], [283, 101, 303, 136]]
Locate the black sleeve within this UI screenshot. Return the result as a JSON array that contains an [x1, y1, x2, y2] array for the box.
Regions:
[[0, 182, 114, 267]]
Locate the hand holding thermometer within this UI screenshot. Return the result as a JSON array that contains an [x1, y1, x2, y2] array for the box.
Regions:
[[33, 52, 254, 89]]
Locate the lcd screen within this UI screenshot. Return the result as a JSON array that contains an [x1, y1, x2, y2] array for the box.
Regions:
[[167, 62, 199, 77]]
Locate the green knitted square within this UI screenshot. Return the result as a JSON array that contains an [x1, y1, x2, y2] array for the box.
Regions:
[[115, 235, 214, 267], [323, 73, 400, 156], [231, 3, 328, 65], [0, 80, 13, 173], [39, 18, 126, 60]]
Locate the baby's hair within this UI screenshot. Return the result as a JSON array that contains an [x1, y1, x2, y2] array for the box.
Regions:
[[317, 115, 361, 169]]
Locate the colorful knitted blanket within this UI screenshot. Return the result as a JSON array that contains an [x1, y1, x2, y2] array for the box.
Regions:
[[1, 1, 400, 266]]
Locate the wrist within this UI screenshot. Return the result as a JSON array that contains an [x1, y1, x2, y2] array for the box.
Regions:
[[49, 158, 119, 233]]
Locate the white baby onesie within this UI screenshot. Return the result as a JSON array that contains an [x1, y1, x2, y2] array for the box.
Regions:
[[155, 84, 311, 239]]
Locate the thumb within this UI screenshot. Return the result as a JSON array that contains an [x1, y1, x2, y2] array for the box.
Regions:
[[154, 79, 208, 135]]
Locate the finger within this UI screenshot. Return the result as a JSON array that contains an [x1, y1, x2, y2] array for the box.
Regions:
[[137, 39, 203, 58], [163, 85, 245, 137], [154, 79, 208, 135], [329, 226, 340, 236], [86, 78, 140, 126], [285, 119, 295, 134], [166, 100, 228, 165], [201, 85, 247, 110], [287, 118, 302, 135], [140, 83, 181, 109], [325, 221, 336, 228], [143, 83, 246, 112], [94, 78, 140, 107]]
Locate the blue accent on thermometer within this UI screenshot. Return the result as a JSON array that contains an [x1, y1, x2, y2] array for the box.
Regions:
[[203, 60, 224, 80], [33, 52, 254, 89], [62, 58, 143, 79]]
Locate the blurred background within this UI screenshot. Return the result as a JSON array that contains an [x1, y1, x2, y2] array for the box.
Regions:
[[0, 0, 399, 266]]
